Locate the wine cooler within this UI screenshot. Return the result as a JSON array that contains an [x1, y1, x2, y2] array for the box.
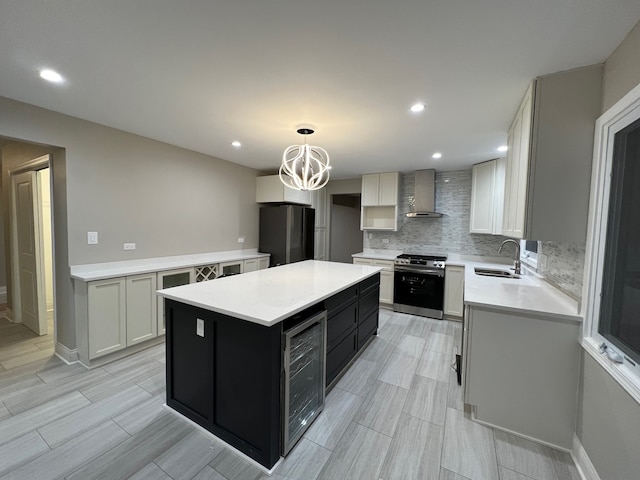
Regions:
[[282, 310, 327, 455]]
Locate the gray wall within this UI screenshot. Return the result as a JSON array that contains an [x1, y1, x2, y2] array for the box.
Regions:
[[0, 96, 260, 351], [329, 195, 362, 264], [576, 18, 640, 480], [364, 171, 513, 258]]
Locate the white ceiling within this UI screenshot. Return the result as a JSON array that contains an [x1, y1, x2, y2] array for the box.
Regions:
[[2, 1, 640, 179]]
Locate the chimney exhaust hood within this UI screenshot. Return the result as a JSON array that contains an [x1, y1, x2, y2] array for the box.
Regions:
[[405, 169, 444, 218]]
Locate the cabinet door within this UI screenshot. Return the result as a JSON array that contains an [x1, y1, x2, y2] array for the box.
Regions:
[[126, 273, 158, 346], [243, 258, 258, 273], [444, 265, 465, 317], [361, 174, 380, 206], [379, 270, 394, 304], [352, 258, 373, 266], [378, 172, 399, 206], [157, 268, 194, 335], [470, 161, 496, 234], [88, 277, 126, 359], [258, 257, 269, 269], [220, 261, 243, 276]]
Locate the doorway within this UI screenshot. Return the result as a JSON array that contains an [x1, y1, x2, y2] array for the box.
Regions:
[[329, 194, 363, 263], [9, 156, 55, 338]]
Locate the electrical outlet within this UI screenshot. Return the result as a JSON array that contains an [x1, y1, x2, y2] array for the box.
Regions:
[[123, 243, 136, 250], [382, 238, 390, 244], [87, 232, 98, 245], [238, 237, 245, 243]]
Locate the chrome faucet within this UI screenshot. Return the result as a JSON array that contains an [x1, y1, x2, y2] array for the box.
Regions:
[[498, 239, 521, 275]]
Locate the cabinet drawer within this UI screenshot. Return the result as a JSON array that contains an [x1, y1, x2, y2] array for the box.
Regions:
[[359, 287, 379, 322], [327, 302, 358, 351], [358, 310, 378, 349], [326, 329, 358, 387], [360, 273, 380, 296], [325, 286, 358, 317]]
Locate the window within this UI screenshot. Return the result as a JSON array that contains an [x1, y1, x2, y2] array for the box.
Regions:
[[520, 240, 539, 268], [585, 82, 640, 401]]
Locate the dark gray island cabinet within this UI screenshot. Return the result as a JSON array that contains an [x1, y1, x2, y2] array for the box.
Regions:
[[158, 261, 381, 470]]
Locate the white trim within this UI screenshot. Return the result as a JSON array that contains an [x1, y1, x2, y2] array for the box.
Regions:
[[54, 342, 79, 364], [582, 79, 640, 398], [163, 404, 283, 475], [0, 286, 6, 304], [5, 308, 15, 322], [572, 433, 601, 480]]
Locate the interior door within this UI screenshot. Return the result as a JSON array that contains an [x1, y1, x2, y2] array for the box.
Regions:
[[12, 170, 47, 335]]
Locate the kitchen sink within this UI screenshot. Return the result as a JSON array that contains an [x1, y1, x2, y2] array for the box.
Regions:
[[474, 267, 520, 279]]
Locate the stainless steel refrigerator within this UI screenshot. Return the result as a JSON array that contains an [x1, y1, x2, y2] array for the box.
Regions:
[[259, 205, 315, 267]]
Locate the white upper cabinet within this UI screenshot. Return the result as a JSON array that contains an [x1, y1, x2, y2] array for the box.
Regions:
[[256, 175, 311, 205], [502, 65, 602, 241], [360, 172, 400, 231], [470, 159, 506, 235]]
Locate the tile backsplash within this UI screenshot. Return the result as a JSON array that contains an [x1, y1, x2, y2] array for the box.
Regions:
[[363, 171, 513, 258], [539, 241, 586, 301]]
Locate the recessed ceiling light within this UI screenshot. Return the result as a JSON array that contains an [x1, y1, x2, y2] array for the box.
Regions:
[[410, 103, 425, 113], [497, 145, 508, 152], [432, 152, 442, 159], [39, 69, 64, 83], [231, 141, 241, 147]]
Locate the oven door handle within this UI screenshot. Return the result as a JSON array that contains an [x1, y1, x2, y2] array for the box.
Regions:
[[394, 266, 444, 277]]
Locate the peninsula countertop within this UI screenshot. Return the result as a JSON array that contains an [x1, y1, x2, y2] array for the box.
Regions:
[[157, 260, 382, 326]]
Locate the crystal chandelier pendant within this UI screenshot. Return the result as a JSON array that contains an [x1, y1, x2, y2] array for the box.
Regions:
[[279, 127, 330, 191]]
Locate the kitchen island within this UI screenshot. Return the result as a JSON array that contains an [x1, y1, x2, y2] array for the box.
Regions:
[[157, 260, 381, 470]]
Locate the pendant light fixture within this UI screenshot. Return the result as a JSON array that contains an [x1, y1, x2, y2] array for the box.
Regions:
[[279, 126, 330, 191]]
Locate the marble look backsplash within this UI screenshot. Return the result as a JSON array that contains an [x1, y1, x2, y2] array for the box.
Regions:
[[363, 171, 513, 258], [539, 241, 586, 301]]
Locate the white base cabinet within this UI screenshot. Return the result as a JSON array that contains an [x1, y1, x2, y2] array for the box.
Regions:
[[87, 278, 127, 359], [353, 258, 394, 306], [157, 268, 194, 335], [463, 305, 581, 449], [126, 274, 158, 346], [443, 265, 464, 318]]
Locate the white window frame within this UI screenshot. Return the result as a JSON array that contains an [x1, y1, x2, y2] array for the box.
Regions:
[[583, 80, 640, 404], [519, 240, 539, 269]]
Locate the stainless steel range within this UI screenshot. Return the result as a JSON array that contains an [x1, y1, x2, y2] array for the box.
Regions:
[[393, 254, 447, 319]]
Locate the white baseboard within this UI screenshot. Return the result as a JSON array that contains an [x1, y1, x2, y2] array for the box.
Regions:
[[5, 308, 15, 322], [0, 286, 6, 304], [55, 342, 79, 365], [572, 434, 601, 480]]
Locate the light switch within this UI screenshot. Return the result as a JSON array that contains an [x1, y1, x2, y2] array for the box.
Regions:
[[238, 237, 245, 243], [196, 318, 204, 337], [87, 232, 98, 245]]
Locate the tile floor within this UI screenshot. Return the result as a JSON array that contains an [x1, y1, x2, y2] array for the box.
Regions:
[[0, 310, 582, 479]]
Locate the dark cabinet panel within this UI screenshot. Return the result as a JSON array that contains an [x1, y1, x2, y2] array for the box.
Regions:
[[359, 287, 379, 322], [326, 329, 358, 386], [325, 285, 358, 316], [358, 309, 378, 349], [326, 302, 358, 351]]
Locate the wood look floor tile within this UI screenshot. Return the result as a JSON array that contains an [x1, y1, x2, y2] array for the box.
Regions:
[[66, 414, 192, 480], [210, 448, 264, 480], [335, 357, 380, 397], [439, 467, 473, 479], [4, 367, 113, 415], [38, 384, 152, 448], [0, 347, 54, 370], [193, 465, 228, 480], [494, 430, 559, 480], [267, 438, 331, 480], [397, 335, 426, 358], [0, 401, 10, 421], [447, 366, 464, 411], [128, 462, 173, 480], [441, 408, 499, 480], [137, 370, 166, 395], [424, 332, 455, 355], [403, 375, 447, 426], [303, 387, 363, 450], [386, 312, 413, 327], [354, 381, 408, 436], [429, 319, 449, 334], [154, 430, 225, 480], [317, 422, 392, 480], [0, 430, 50, 476], [35, 361, 88, 384], [5, 420, 129, 480], [379, 413, 443, 480], [359, 336, 396, 365], [113, 394, 168, 435], [377, 349, 419, 389], [377, 323, 409, 347], [79, 359, 164, 402], [499, 466, 537, 480], [404, 317, 432, 338], [548, 447, 583, 480], [0, 375, 44, 403], [0, 391, 90, 447], [416, 349, 451, 383]]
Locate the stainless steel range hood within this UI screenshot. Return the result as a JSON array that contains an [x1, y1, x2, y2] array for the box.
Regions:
[[405, 169, 444, 218]]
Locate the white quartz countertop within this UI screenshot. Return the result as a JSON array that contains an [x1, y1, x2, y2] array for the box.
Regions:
[[352, 250, 401, 261], [70, 250, 270, 281], [459, 260, 581, 322], [157, 260, 382, 327]]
